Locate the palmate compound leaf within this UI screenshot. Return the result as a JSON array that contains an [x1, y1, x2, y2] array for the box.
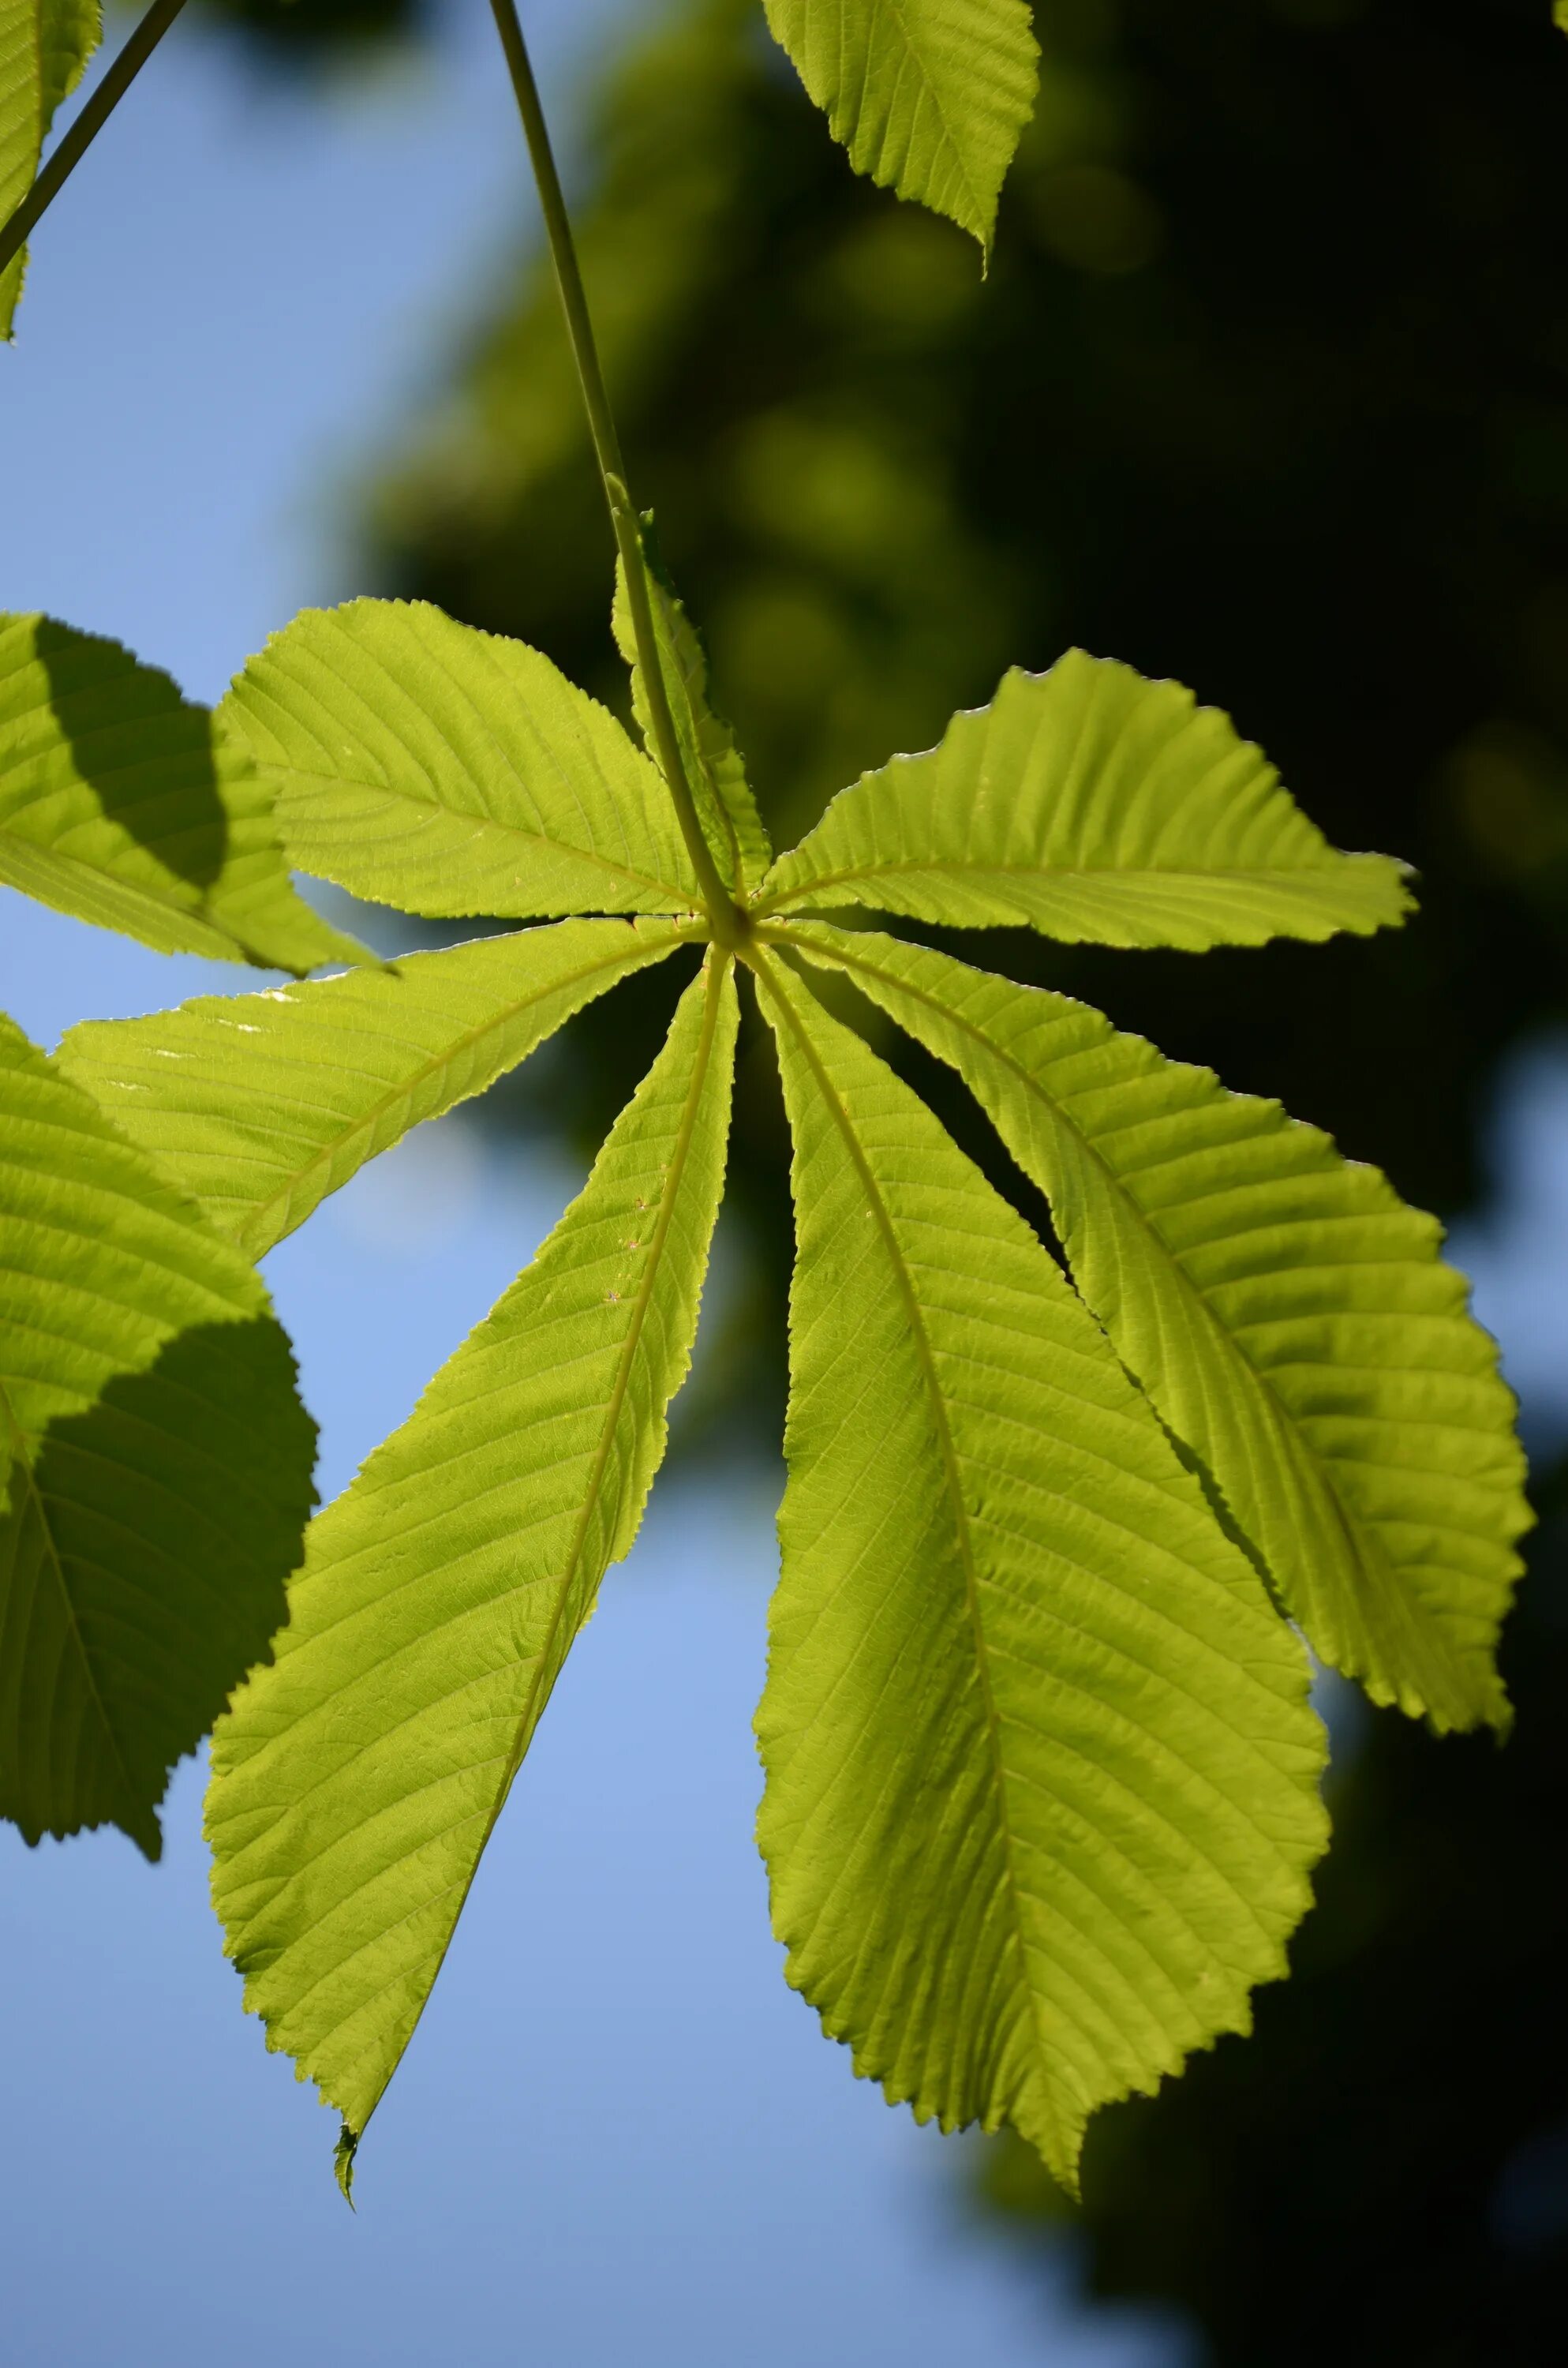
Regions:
[[219, 598, 703, 924], [755, 650, 1413, 949], [784, 924, 1532, 1732], [0, 614, 364, 973], [0, 1010, 316, 1857], [0, 2, 100, 337], [57, 916, 691, 1261], [762, 0, 1038, 255], [612, 538, 773, 896], [751, 948, 1327, 2189], [206, 952, 738, 2182]]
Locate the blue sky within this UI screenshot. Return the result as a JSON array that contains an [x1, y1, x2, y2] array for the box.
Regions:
[[0, 13, 1192, 2364]]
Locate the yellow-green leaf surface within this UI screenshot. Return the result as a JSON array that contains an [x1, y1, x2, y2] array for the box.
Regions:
[[788, 923, 1531, 1730], [757, 651, 1412, 948], [0, 614, 362, 972], [220, 599, 703, 923], [753, 951, 1326, 2187], [612, 541, 772, 895], [207, 954, 738, 2170], [59, 917, 689, 1261], [0, 1010, 316, 1856], [0, 2, 100, 336], [762, 0, 1038, 252]]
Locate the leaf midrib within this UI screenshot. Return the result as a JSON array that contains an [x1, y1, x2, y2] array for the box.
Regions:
[[756, 856, 1379, 916], [335, 949, 732, 2142], [796, 927, 1459, 1705], [218, 926, 687, 1257], [753, 946, 1060, 2149], [0, 831, 255, 956], [272, 762, 699, 913], [859, 0, 986, 222]]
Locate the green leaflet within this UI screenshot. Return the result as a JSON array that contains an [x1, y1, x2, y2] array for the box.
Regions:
[[762, 0, 1038, 255], [0, 614, 363, 973], [612, 537, 772, 896], [753, 950, 1326, 2189], [0, 2, 100, 337], [757, 651, 1413, 949], [787, 922, 1530, 1732], [206, 954, 738, 2170], [219, 598, 703, 923], [58, 916, 689, 1261], [0, 1010, 316, 1857]]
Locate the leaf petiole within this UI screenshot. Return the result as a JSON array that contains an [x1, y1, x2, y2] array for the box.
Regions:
[[0, 0, 190, 286], [487, 0, 748, 949]]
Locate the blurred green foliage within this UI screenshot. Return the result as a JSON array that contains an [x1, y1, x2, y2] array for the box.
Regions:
[[192, 0, 423, 65], [341, 1, 1568, 2355]]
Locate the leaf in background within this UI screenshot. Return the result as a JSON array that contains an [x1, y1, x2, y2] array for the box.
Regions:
[[790, 923, 1531, 1732], [220, 599, 702, 922], [0, 1, 100, 337], [762, 0, 1038, 254], [0, 1009, 316, 1857], [59, 916, 690, 1261], [758, 651, 1413, 947], [612, 533, 772, 894], [0, 614, 364, 973], [754, 951, 1326, 2189], [207, 954, 737, 2179]]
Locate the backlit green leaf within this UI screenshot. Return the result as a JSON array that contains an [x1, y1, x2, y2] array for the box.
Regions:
[[788, 923, 1530, 1731], [754, 950, 1326, 2189], [612, 534, 772, 895], [59, 916, 689, 1261], [762, 0, 1038, 254], [0, 2, 100, 337], [0, 1009, 316, 1857], [757, 651, 1413, 948], [0, 614, 364, 973], [219, 598, 702, 923], [207, 952, 737, 2170]]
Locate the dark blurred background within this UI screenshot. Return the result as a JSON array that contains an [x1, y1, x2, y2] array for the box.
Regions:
[[151, 0, 1568, 2358]]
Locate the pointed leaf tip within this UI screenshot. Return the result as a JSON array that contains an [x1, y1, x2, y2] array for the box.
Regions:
[[762, 0, 1038, 249], [207, 959, 739, 2141], [760, 651, 1414, 950], [334, 2123, 358, 2207]]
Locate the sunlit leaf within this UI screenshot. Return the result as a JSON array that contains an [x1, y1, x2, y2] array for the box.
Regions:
[[220, 598, 702, 922], [207, 953, 737, 2175], [758, 651, 1412, 948], [788, 922, 1531, 1731], [59, 916, 689, 1260], [0, 614, 363, 972], [612, 534, 772, 894], [762, 0, 1038, 253], [754, 949, 1326, 2190], [0, 1009, 316, 1857]]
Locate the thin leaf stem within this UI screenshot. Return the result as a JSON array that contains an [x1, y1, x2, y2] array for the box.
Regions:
[[487, 0, 747, 946], [0, 0, 190, 285]]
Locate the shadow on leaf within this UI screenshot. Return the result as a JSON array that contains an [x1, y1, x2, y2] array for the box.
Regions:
[[0, 1314, 316, 1857]]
